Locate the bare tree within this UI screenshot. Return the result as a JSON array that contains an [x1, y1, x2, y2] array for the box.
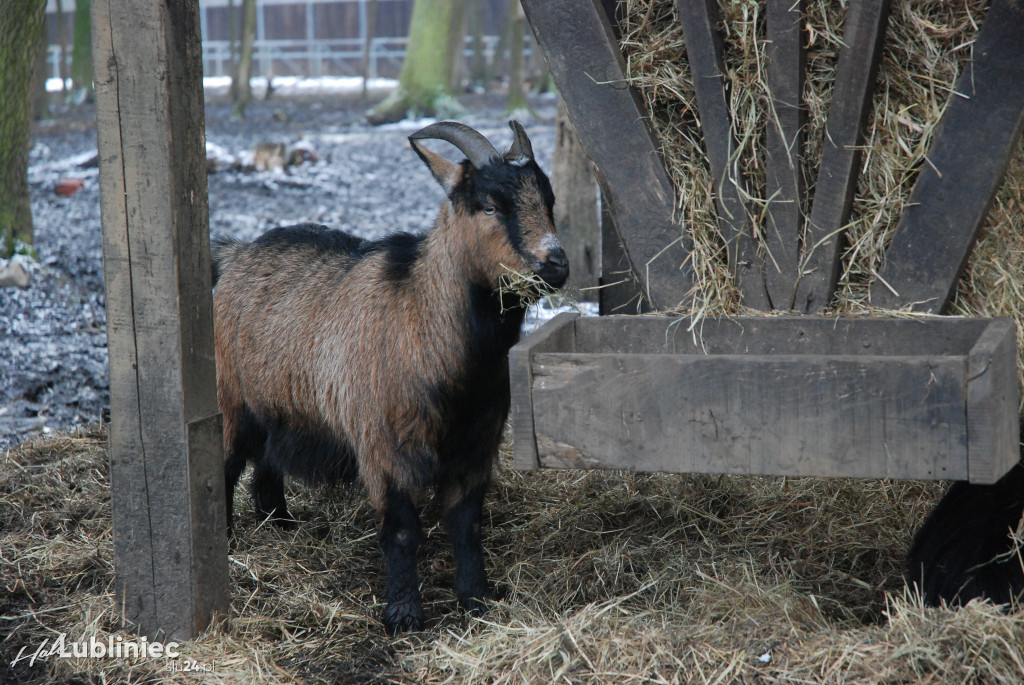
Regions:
[[232, 0, 257, 117], [70, 0, 91, 100], [0, 0, 47, 258], [366, 0, 466, 125]]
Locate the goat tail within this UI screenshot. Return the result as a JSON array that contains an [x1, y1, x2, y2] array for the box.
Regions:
[[211, 236, 246, 286]]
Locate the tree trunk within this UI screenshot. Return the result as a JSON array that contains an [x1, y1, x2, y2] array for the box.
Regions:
[[551, 99, 600, 299], [360, 0, 378, 98], [232, 0, 256, 118], [467, 0, 486, 91], [505, 0, 528, 114], [228, 0, 238, 101], [57, 0, 68, 95], [366, 0, 462, 125], [446, 0, 467, 94], [0, 0, 47, 258], [70, 0, 91, 97], [32, 15, 51, 119]]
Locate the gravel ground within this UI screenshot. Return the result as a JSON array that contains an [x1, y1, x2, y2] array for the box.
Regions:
[[1, 91, 561, 448]]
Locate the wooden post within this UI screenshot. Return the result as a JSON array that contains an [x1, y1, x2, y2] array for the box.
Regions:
[[870, 0, 1024, 313], [551, 99, 600, 301], [522, 0, 690, 311], [91, 0, 229, 640]]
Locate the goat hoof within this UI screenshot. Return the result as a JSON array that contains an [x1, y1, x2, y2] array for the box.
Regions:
[[383, 601, 424, 635], [459, 595, 489, 618], [271, 516, 297, 531]]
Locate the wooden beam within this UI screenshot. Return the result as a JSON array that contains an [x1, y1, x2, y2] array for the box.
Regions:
[[870, 0, 1024, 313], [522, 0, 690, 311], [509, 312, 578, 471], [551, 99, 600, 301], [676, 0, 768, 310], [795, 0, 890, 313], [92, 0, 229, 640], [763, 0, 806, 310]]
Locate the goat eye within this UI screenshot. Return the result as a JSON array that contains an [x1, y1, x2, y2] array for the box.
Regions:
[[483, 204, 497, 216]]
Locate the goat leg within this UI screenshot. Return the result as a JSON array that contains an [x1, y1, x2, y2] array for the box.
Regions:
[[378, 484, 424, 634], [442, 479, 491, 616]]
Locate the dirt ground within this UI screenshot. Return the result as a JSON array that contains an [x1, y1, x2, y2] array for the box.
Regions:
[[1, 90, 559, 449]]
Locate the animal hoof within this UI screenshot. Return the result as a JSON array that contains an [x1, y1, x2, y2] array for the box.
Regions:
[[383, 601, 424, 635], [459, 595, 489, 618]]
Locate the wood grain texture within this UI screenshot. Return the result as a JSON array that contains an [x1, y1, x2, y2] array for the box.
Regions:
[[870, 0, 1024, 313], [675, 0, 768, 309], [967, 319, 1020, 483], [551, 99, 600, 300], [763, 0, 806, 310], [510, 312, 579, 470], [522, 0, 690, 310], [795, 0, 890, 313], [533, 352, 967, 480], [92, 0, 227, 640], [513, 316, 1017, 483]]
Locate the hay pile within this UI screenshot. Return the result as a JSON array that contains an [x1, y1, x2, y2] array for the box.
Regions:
[[5, 427, 1024, 683], [620, 0, 1024, 372]]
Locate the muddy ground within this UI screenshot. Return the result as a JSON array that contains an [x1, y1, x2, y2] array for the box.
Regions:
[[1, 91, 560, 448]]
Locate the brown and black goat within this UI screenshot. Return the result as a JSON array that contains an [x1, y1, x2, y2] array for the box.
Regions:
[[213, 121, 568, 634]]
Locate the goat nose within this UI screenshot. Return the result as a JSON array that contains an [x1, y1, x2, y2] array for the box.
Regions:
[[546, 245, 568, 269]]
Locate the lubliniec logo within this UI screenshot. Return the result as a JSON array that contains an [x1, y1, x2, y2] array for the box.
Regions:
[[9, 633, 214, 673]]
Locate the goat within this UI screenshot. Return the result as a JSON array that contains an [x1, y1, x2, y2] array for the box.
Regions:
[[213, 121, 568, 634], [906, 431, 1024, 606]]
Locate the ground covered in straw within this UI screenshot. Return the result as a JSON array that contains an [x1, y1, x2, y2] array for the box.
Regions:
[[5, 426, 1024, 684]]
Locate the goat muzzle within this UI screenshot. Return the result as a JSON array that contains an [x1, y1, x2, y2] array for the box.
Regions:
[[536, 245, 569, 289]]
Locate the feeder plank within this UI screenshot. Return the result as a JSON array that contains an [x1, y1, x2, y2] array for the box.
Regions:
[[966, 319, 1020, 483], [796, 0, 890, 313], [532, 352, 966, 479], [676, 0, 768, 310], [512, 316, 1018, 484], [522, 0, 688, 310], [92, 0, 228, 640], [870, 0, 1024, 313], [511, 312, 579, 470], [763, 0, 806, 311]]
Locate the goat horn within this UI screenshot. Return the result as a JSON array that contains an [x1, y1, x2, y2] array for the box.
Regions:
[[505, 120, 534, 163], [408, 121, 499, 168]]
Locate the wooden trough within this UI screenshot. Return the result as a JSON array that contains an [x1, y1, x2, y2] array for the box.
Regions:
[[510, 0, 1024, 486], [512, 313, 1019, 484]]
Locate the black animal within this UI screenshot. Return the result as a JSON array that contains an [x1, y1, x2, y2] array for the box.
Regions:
[[907, 431, 1024, 606], [212, 121, 568, 634]]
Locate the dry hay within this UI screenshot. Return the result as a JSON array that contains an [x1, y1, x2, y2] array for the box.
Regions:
[[619, 0, 1024, 389], [4, 426, 1024, 683]]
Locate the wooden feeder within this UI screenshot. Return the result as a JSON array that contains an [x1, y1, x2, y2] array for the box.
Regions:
[[515, 0, 1024, 482], [512, 313, 1018, 483]]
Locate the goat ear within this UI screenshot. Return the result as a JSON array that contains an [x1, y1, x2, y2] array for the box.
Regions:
[[410, 139, 462, 193]]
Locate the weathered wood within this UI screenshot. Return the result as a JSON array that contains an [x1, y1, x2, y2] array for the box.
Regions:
[[510, 312, 579, 470], [599, 199, 649, 314], [795, 0, 890, 313], [551, 99, 600, 300], [513, 316, 1018, 483], [967, 319, 1020, 483], [675, 0, 768, 310], [92, 0, 228, 639], [870, 0, 1024, 313], [763, 0, 806, 310], [522, 0, 690, 311]]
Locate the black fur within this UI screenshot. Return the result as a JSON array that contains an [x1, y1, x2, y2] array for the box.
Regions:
[[253, 222, 366, 256], [367, 231, 427, 284], [907, 456, 1024, 606]]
